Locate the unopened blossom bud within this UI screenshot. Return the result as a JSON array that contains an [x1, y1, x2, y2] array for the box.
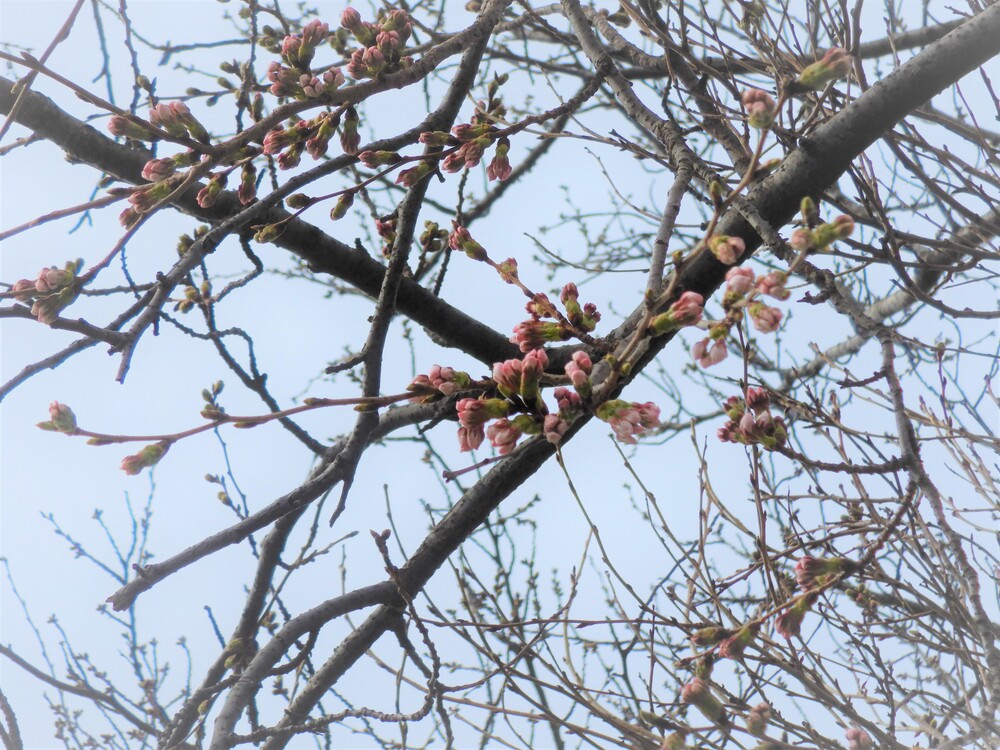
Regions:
[[487, 418, 523, 455], [511, 320, 567, 352], [718, 624, 758, 659], [396, 161, 433, 187], [329, 191, 355, 221], [649, 291, 704, 335], [543, 414, 569, 444], [744, 387, 770, 412], [340, 7, 363, 33], [564, 351, 593, 397], [487, 137, 512, 181], [774, 592, 817, 639], [168, 101, 210, 143], [846, 727, 873, 750], [147, 102, 188, 138], [595, 400, 661, 445], [741, 88, 776, 129], [141, 157, 177, 183], [796, 48, 852, 91], [41, 402, 78, 433], [794, 556, 860, 590], [300, 18, 329, 50], [456, 397, 509, 429], [789, 227, 813, 251], [419, 130, 452, 147], [107, 115, 153, 140], [492, 358, 523, 399], [238, 163, 257, 205], [448, 223, 487, 261], [120, 441, 170, 475], [358, 150, 401, 168], [518, 347, 548, 402], [746, 703, 772, 737], [497, 258, 518, 284], [748, 302, 782, 333], [10, 279, 36, 302], [800, 196, 819, 224], [812, 214, 855, 247], [119, 206, 141, 229], [724, 266, 755, 297], [680, 677, 727, 725], [709, 179, 725, 206], [755, 271, 789, 300], [693, 337, 728, 368], [689, 626, 732, 647], [254, 224, 281, 243], [196, 174, 226, 208], [285, 193, 313, 209], [708, 234, 746, 265], [35, 266, 75, 294]]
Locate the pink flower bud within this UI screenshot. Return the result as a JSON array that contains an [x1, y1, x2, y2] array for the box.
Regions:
[[746, 703, 771, 737], [693, 337, 727, 368], [748, 302, 782, 333], [680, 677, 727, 725], [141, 157, 176, 182], [755, 270, 789, 300], [650, 291, 704, 334], [457, 425, 485, 452], [741, 88, 776, 129], [448, 223, 487, 261], [10, 279, 37, 302], [708, 234, 746, 265], [725, 266, 755, 296], [797, 48, 853, 91], [121, 441, 170, 475], [47, 402, 77, 433], [486, 418, 522, 454], [340, 7, 362, 32], [846, 727, 873, 750], [543, 414, 569, 444]]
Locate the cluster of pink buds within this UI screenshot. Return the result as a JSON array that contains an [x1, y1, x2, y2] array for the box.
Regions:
[[649, 291, 704, 336], [563, 350, 593, 398], [420, 85, 513, 180], [8, 261, 82, 324], [120, 441, 171, 475], [455, 397, 510, 452], [263, 112, 346, 169], [717, 387, 787, 449], [595, 400, 661, 444], [266, 20, 343, 100], [741, 88, 776, 129], [448, 222, 487, 261], [493, 348, 548, 407], [148, 101, 210, 143], [408, 365, 473, 402], [692, 265, 788, 368], [707, 233, 746, 265], [794, 555, 859, 591], [794, 48, 853, 91], [342, 7, 413, 79], [196, 174, 227, 208], [680, 677, 727, 726]]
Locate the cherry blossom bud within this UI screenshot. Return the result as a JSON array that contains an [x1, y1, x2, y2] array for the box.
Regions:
[[107, 115, 153, 140], [358, 150, 402, 168], [795, 556, 859, 590], [492, 358, 523, 400], [690, 626, 732, 647], [812, 214, 855, 247], [35, 266, 75, 294], [329, 191, 355, 221], [339, 107, 361, 154], [649, 291, 704, 335], [748, 302, 782, 333], [448, 223, 487, 261], [120, 441, 170, 475], [725, 266, 755, 297], [237, 163, 257, 205], [796, 48, 853, 91], [543, 414, 569, 444], [755, 271, 789, 300], [497, 258, 518, 284], [595, 400, 661, 444], [800, 196, 819, 224], [519, 347, 548, 403], [789, 228, 813, 251], [693, 337, 728, 368], [141, 157, 177, 183], [511, 320, 567, 352], [396, 161, 433, 187], [456, 398, 509, 429], [717, 624, 758, 659], [340, 7, 363, 33], [40, 402, 77, 433], [487, 137, 512, 181], [419, 130, 452, 147], [10, 279, 36, 302], [708, 234, 746, 265], [196, 174, 226, 208], [680, 677, 727, 726], [774, 593, 817, 639], [564, 351, 593, 397], [486, 418, 522, 454], [741, 88, 776, 129]]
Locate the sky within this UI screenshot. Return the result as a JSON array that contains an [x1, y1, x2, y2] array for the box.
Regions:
[[1, 1, 997, 748]]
